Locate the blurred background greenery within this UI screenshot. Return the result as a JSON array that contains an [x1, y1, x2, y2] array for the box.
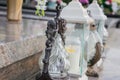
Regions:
[[63, 0, 72, 4], [62, 0, 120, 15]]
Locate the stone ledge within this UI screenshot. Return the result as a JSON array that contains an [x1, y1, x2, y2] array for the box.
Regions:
[[0, 17, 48, 80], [0, 17, 47, 69], [0, 51, 42, 80], [0, 34, 46, 68]]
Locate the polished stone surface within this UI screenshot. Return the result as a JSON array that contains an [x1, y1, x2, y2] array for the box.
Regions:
[[0, 17, 47, 68], [100, 28, 120, 80], [0, 17, 47, 43]]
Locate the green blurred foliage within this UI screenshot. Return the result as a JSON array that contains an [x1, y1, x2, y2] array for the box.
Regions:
[[62, 0, 120, 15], [116, 9, 120, 15], [63, 0, 72, 4]]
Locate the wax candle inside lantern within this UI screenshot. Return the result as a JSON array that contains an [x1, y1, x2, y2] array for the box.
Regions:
[[64, 23, 81, 76]]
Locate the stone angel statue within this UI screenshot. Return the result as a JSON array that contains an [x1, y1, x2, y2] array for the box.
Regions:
[[39, 19, 70, 79]]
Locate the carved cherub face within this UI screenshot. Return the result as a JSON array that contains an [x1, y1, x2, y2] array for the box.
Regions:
[[47, 20, 56, 30]]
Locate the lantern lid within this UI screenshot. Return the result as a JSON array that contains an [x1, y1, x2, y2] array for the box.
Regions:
[[87, 0, 107, 20], [60, 0, 93, 24]]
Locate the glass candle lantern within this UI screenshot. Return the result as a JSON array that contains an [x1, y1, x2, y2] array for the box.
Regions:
[[87, 0, 108, 44], [60, 0, 93, 79], [87, 0, 108, 69]]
